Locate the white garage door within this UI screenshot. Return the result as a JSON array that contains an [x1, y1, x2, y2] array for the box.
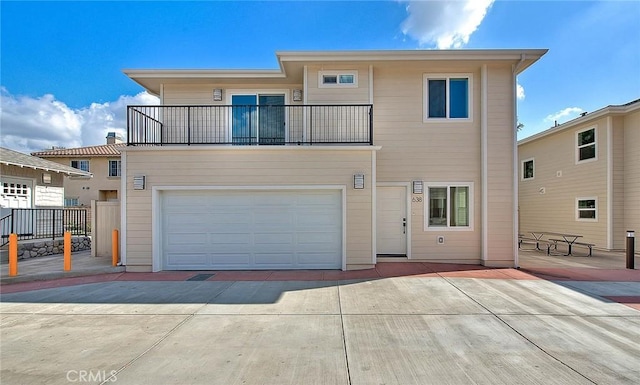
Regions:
[[161, 189, 342, 270]]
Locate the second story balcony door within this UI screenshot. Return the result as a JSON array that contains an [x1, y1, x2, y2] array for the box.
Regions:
[[231, 94, 285, 145]]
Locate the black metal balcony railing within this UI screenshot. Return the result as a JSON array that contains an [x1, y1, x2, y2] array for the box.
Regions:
[[127, 104, 373, 146]]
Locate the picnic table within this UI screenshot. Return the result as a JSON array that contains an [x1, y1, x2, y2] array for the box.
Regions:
[[530, 231, 583, 256]]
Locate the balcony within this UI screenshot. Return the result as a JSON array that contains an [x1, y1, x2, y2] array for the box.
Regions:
[[127, 104, 373, 146]]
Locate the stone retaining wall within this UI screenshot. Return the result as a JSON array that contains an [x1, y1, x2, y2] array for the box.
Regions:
[[16, 237, 91, 260]]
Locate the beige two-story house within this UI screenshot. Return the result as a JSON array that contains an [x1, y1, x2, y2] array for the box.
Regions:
[[122, 49, 547, 272], [32, 133, 124, 207], [518, 99, 640, 250]]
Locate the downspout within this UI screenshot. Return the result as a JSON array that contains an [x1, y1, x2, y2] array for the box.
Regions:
[[512, 54, 526, 268]]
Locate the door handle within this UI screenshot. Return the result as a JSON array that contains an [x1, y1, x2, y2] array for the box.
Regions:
[[402, 218, 406, 234]]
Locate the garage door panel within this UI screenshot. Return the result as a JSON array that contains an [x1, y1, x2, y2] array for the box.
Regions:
[[212, 253, 251, 265], [162, 189, 342, 270], [166, 253, 209, 267], [254, 253, 295, 265]]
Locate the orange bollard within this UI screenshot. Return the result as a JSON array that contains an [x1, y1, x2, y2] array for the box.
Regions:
[[112, 229, 119, 266], [64, 231, 71, 271], [9, 233, 18, 276]]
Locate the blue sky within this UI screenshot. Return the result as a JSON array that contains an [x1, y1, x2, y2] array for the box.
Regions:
[[1, 0, 639, 153]]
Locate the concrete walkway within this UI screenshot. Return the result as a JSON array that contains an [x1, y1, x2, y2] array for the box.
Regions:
[[1, 250, 639, 385]]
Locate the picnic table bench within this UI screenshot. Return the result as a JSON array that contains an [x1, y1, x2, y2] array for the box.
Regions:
[[523, 231, 593, 256]]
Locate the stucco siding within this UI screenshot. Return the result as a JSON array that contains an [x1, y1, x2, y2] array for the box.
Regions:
[[124, 147, 375, 271]]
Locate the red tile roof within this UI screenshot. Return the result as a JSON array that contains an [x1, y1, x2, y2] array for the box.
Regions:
[[31, 143, 125, 157]]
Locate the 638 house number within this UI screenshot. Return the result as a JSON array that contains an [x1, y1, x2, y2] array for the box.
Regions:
[[412, 196, 423, 203]]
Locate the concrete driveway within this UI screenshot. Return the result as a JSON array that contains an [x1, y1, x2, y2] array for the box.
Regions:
[[1, 263, 639, 385]]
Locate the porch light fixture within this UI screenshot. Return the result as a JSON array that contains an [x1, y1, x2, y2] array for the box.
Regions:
[[412, 180, 423, 194], [353, 174, 365, 189], [213, 89, 223, 101], [42, 173, 52, 184], [292, 89, 303, 102]]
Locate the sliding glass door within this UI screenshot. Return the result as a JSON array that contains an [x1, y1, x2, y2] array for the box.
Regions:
[[231, 94, 285, 144]]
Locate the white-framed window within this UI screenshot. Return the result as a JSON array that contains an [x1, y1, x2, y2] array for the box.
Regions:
[[576, 197, 597, 221], [576, 127, 597, 163], [425, 183, 474, 230], [424, 74, 472, 121], [108, 160, 121, 177], [521, 158, 534, 180], [64, 197, 80, 207], [70, 159, 90, 172], [318, 70, 358, 88]]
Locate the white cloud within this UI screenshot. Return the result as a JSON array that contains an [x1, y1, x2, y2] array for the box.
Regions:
[[400, 0, 495, 48], [0, 87, 159, 154], [544, 107, 584, 125], [516, 83, 525, 100]]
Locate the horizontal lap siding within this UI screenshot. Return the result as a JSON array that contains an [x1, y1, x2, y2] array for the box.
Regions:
[[372, 62, 482, 261], [612, 118, 625, 249], [163, 84, 303, 105], [519, 117, 609, 248], [624, 110, 640, 239], [306, 65, 370, 104], [124, 148, 374, 270], [486, 67, 515, 263]]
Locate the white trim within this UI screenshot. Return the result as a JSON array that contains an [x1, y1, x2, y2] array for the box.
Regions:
[[318, 70, 358, 88], [606, 117, 613, 249], [368, 65, 374, 104], [423, 73, 473, 122], [424, 182, 475, 232], [520, 157, 535, 181], [371, 151, 377, 264], [575, 126, 598, 164], [481, 65, 488, 262], [120, 151, 127, 266], [160, 84, 164, 104], [120, 145, 382, 153], [576, 196, 598, 222], [303, 66, 308, 143], [151, 185, 348, 272], [376, 182, 411, 259]]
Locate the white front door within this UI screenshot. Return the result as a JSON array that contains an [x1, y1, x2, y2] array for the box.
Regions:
[[376, 186, 407, 256]]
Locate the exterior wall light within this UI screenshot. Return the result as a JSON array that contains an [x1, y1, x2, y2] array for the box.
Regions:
[[292, 89, 303, 102], [412, 180, 423, 194], [353, 174, 365, 189], [213, 89, 223, 101]]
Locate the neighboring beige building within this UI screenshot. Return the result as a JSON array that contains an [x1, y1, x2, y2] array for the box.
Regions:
[[518, 99, 640, 250], [32, 133, 125, 207], [122, 49, 547, 272]]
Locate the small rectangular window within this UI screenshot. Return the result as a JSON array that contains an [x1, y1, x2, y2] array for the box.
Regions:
[[64, 198, 80, 207], [319, 71, 358, 87], [521, 159, 534, 180], [577, 128, 596, 162], [426, 184, 473, 229], [71, 160, 90, 172], [108, 160, 121, 177], [577, 198, 597, 221], [424, 74, 472, 121]]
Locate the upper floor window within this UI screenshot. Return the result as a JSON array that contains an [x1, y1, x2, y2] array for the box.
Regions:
[[319, 71, 358, 88], [576, 127, 596, 163], [424, 74, 472, 121], [108, 160, 121, 177], [425, 183, 473, 230], [70, 160, 90, 172], [521, 158, 534, 180], [64, 197, 79, 207]]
